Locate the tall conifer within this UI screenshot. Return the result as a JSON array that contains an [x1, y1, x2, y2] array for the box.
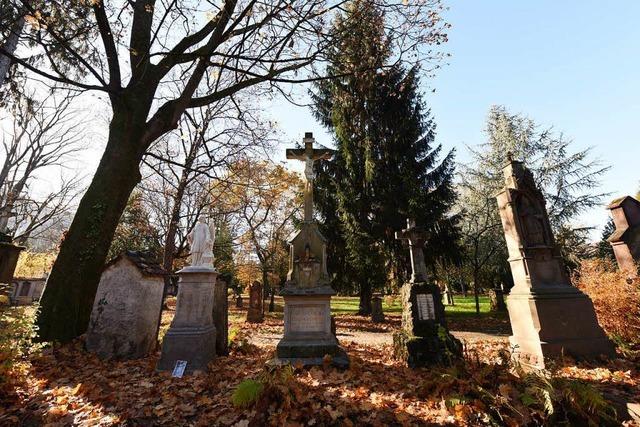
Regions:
[[313, 1, 459, 313]]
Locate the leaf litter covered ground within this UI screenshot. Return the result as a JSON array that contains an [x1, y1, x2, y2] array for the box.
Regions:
[[1, 303, 639, 426]]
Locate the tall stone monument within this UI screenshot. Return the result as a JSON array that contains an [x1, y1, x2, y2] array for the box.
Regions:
[[607, 195, 640, 277], [496, 156, 614, 368], [157, 219, 218, 374], [246, 281, 264, 323], [393, 219, 462, 368], [274, 132, 348, 368]]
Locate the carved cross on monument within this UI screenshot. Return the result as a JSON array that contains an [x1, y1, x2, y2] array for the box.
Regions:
[[395, 218, 429, 283], [286, 132, 334, 222]]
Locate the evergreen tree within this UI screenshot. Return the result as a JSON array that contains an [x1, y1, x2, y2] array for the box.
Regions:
[[596, 217, 616, 262], [108, 191, 162, 260], [213, 219, 237, 288], [313, 1, 459, 313]]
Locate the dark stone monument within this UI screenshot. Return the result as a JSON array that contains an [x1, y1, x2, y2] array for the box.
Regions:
[[0, 232, 24, 283], [235, 294, 243, 308], [273, 133, 348, 368], [489, 288, 507, 312], [496, 156, 614, 368], [371, 294, 385, 323], [246, 281, 264, 323], [607, 195, 640, 278], [393, 219, 462, 368], [213, 278, 229, 356]]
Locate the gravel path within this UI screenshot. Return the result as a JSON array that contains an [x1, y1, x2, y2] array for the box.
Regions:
[[249, 328, 508, 348]]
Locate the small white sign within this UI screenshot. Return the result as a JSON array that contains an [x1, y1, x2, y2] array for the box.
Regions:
[[416, 294, 435, 320], [172, 360, 188, 378]]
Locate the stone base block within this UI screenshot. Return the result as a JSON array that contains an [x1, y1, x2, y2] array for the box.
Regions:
[[393, 329, 462, 368], [507, 286, 615, 368], [157, 325, 216, 373], [274, 337, 349, 368]]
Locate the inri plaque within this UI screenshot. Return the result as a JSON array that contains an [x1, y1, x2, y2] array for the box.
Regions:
[[290, 305, 325, 333], [416, 294, 435, 320]]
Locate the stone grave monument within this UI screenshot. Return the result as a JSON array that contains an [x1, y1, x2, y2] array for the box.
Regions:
[[607, 195, 640, 277], [273, 132, 348, 368], [393, 219, 462, 368], [489, 287, 507, 312], [496, 156, 614, 368], [246, 281, 264, 323], [214, 277, 229, 356], [235, 293, 243, 308], [371, 294, 385, 323], [157, 218, 218, 374], [0, 231, 24, 283], [86, 251, 166, 360]]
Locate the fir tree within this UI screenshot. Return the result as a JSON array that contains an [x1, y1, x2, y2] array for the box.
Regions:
[[313, 1, 459, 313], [596, 217, 616, 263]]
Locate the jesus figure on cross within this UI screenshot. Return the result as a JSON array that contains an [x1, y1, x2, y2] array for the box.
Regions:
[[286, 132, 334, 222]]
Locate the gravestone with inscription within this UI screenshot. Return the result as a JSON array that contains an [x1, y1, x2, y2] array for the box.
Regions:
[[393, 219, 462, 368], [489, 287, 507, 312], [246, 281, 264, 323], [497, 156, 614, 368], [273, 133, 348, 368]]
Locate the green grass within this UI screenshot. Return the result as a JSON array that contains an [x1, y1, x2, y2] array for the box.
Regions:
[[329, 295, 489, 316], [331, 296, 403, 314]]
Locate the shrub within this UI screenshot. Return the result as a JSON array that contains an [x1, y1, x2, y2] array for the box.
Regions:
[[574, 259, 640, 348], [0, 306, 44, 401]]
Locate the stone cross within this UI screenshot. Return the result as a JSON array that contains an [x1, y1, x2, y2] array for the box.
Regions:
[[395, 218, 429, 283], [286, 132, 333, 222]]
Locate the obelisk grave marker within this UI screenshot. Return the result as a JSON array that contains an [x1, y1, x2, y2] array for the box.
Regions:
[[273, 132, 349, 368], [393, 219, 462, 368], [496, 156, 614, 368]]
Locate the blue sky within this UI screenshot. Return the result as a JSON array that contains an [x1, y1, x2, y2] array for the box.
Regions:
[[270, 1, 640, 237]]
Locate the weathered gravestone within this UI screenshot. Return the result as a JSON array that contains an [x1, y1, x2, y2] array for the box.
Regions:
[[213, 278, 229, 356], [246, 281, 264, 323], [607, 195, 640, 278], [273, 133, 348, 368], [86, 251, 166, 360], [10, 277, 46, 305], [235, 293, 243, 308], [489, 287, 507, 312], [371, 294, 385, 323], [393, 219, 462, 368], [496, 156, 614, 368], [0, 232, 24, 283], [157, 219, 218, 374]]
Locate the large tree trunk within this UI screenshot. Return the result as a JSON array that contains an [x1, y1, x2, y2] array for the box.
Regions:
[[36, 106, 149, 342], [358, 281, 372, 315], [0, 15, 25, 88]]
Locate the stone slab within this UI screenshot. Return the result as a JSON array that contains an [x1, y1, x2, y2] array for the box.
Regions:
[[156, 325, 216, 373]]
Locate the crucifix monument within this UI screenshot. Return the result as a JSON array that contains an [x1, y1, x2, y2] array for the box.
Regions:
[[393, 219, 462, 368], [273, 132, 349, 368]]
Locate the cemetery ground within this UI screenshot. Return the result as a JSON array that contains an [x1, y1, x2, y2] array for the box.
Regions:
[[1, 297, 639, 426]]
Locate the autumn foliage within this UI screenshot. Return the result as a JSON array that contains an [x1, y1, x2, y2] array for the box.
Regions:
[[575, 259, 640, 348]]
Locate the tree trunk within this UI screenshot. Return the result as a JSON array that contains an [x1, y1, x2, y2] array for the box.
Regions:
[[0, 15, 25, 88], [36, 107, 148, 342], [473, 270, 480, 315], [358, 282, 372, 315]]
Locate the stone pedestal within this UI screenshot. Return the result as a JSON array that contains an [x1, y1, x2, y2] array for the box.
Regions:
[[497, 158, 614, 368], [371, 294, 385, 323], [275, 289, 348, 368], [157, 267, 217, 374], [392, 282, 462, 368]]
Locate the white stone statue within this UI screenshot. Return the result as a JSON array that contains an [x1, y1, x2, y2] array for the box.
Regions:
[[187, 219, 216, 268]]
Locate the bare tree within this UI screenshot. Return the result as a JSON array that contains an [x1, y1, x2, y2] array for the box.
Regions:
[[0, 0, 449, 341], [0, 89, 85, 243]]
